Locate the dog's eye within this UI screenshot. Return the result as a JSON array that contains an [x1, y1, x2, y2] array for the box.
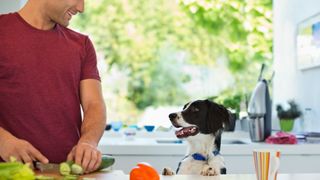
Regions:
[[190, 106, 199, 112]]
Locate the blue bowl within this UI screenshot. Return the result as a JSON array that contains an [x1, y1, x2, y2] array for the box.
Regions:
[[111, 121, 123, 132], [144, 125, 155, 132]]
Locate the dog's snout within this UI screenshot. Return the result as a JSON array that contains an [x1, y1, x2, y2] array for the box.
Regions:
[[169, 113, 177, 120]]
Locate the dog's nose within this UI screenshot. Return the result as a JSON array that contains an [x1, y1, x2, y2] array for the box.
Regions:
[[169, 113, 177, 120]]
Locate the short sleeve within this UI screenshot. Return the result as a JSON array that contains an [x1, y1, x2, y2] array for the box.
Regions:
[[80, 37, 101, 81]]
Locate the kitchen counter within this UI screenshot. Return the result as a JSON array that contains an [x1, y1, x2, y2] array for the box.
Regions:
[[35, 171, 320, 180], [98, 131, 320, 174], [37, 170, 320, 180]]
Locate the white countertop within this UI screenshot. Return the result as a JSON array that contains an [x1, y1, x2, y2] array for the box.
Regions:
[[91, 171, 320, 180], [98, 131, 320, 155]]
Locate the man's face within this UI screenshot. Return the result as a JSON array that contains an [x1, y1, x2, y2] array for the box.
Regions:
[[45, 0, 84, 27]]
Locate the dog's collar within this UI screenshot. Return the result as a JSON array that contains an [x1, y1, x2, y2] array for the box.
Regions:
[[192, 153, 207, 161], [191, 150, 220, 161], [177, 151, 219, 173]]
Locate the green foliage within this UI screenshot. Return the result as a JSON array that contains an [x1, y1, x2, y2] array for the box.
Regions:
[[210, 89, 244, 113], [276, 100, 302, 120], [127, 43, 190, 109], [177, 0, 273, 73], [177, 0, 273, 99], [71, 0, 223, 110], [70, 0, 273, 119]]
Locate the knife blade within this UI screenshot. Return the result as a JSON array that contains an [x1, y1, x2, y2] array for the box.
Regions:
[[35, 162, 60, 173]]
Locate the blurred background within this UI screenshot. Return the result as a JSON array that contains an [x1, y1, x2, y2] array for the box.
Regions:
[[69, 0, 273, 128]]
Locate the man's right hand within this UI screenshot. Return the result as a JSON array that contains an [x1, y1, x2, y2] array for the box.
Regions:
[[0, 136, 48, 167]]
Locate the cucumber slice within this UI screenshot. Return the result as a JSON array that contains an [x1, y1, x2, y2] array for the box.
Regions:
[[71, 164, 83, 175], [59, 162, 71, 176]]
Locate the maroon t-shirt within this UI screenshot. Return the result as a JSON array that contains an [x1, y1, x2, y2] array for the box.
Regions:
[[0, 13, 100, 163]]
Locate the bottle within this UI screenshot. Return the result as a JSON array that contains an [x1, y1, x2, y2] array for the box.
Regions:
[[303, 108, 312, 132]]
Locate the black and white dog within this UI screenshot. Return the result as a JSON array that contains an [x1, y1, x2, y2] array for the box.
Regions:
[[162, 99, 231, 176]]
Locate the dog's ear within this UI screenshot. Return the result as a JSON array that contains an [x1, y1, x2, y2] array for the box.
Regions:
[[204, 99, 231, 134]]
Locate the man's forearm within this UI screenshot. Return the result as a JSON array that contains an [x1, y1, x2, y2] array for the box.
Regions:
[[79, 101, 106, 147]]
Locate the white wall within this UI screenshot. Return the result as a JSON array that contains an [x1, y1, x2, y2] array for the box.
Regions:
[[0, 0, 26, 14], [273, 0, 320, 132]]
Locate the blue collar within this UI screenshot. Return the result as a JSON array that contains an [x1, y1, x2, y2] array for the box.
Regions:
[[176, 151, 220, 173], [192, 153, 207, 161]]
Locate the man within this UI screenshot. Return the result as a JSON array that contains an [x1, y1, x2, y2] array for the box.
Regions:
[[0, 0, 107, 174]]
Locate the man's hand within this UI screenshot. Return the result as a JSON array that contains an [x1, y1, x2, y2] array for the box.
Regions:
[[69, 79, 105, 174], [0, 136, 48, 168], [67, 141, 102, 174]]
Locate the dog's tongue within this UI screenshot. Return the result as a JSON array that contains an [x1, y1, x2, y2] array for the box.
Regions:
[[175, 126, 199, 138]]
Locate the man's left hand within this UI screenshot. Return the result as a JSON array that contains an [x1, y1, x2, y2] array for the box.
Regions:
[[67, 142, 102, 173]]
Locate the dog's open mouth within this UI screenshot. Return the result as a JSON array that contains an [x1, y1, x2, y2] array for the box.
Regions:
[[175, 126, 199, 138]]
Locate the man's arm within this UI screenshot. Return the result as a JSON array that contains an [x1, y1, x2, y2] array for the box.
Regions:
[[67, 79, 106, 173], [79, 79, 106, 146]]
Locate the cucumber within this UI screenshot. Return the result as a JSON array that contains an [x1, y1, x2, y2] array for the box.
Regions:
[[97, 155, 115, 171], [59, 155, 115, 176], [71, 164, 83, 175], [70, 155, 115, 174], [59, 161, 73, 176]]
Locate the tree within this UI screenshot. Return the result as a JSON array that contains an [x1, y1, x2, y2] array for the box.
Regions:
[[178, 0, 273, 88], [70, 0, 273, 122], [71, 0, 224, 110]]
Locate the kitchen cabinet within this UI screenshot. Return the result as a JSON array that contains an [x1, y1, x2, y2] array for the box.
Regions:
[[99, 131, 320, 174]]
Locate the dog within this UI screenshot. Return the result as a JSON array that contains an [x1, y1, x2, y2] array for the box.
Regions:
[[162, 99, 231, 176]]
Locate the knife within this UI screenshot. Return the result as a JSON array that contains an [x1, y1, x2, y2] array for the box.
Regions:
[[35, 162, 60, 173], [35, 155, 115, 173]]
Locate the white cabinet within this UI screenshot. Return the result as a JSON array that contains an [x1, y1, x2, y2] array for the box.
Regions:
[[224, 154, 320, 174], [98, 131, 320, 174]]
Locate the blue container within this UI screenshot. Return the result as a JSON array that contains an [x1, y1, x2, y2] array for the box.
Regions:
[[144, 125, 155, 132], [111, 121, 123, 132]]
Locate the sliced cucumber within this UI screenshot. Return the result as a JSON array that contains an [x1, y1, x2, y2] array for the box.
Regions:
[[59, 162, 72, 176], [59, 155, 115, 176], [71, 163, 83, 175]]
